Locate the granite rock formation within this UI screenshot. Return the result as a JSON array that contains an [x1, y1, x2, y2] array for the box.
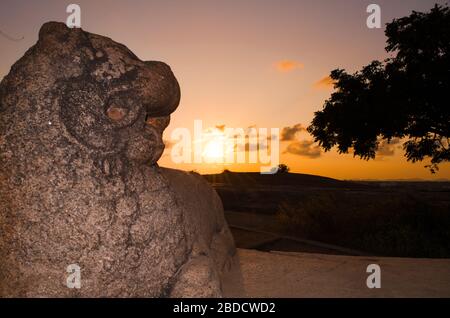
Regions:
[[0, 22, 236, 297]]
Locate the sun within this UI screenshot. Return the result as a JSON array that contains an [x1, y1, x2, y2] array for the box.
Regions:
[[200, 128, 234, 163], [203, 139, 225, 161]]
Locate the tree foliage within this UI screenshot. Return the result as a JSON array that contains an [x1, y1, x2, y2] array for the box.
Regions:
[[308, 5, 450, 173], [277, 164, 290, 173]]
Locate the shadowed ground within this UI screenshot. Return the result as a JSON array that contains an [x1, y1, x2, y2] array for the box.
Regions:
[[205, 171, 450, 258]]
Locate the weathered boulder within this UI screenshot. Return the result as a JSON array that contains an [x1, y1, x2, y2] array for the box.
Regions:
[[0, 22, 236, 297]]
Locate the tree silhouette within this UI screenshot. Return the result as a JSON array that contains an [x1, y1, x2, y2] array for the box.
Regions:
[[277, 164, 290, 173], [308, 4, 450, 173]]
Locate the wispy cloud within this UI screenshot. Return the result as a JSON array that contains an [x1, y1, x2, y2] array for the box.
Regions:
[[314, 75, 335, 90], [281, 123, 321, 158], [233, 126, 275, 152], [275, 60, 304, 72], [163, 139, 174, 149], [281, 124, 305, 141], [284, 140, 321, 158], [377, 138, 401, 157]]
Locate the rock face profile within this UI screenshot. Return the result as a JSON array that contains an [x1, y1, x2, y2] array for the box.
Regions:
[[0, 22, 236, 297]]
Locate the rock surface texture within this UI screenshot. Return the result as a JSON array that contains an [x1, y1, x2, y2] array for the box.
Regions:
[[0, 22, 236, 297]]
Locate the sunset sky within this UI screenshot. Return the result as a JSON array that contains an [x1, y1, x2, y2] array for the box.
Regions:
[[1, 0, 449, 180]]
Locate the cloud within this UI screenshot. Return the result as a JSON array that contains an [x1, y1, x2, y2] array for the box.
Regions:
[[284, 140, 321, 158], [236, 141, 268, 152], [234, 132, 275, 152], [314, 75, 335, 90], [163, 139, 174, 149], [275, 60, 304, 72], [377, 138, 401, 157], [281, 124, 305, 141]]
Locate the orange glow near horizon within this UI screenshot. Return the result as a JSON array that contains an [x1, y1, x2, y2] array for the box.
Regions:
[[159, 122, 450, 180], [1, 0, 449, 180]]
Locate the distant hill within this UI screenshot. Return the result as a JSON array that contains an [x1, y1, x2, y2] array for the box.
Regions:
[[202, 170, 365, 189], [201, 171, 372, 214]]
